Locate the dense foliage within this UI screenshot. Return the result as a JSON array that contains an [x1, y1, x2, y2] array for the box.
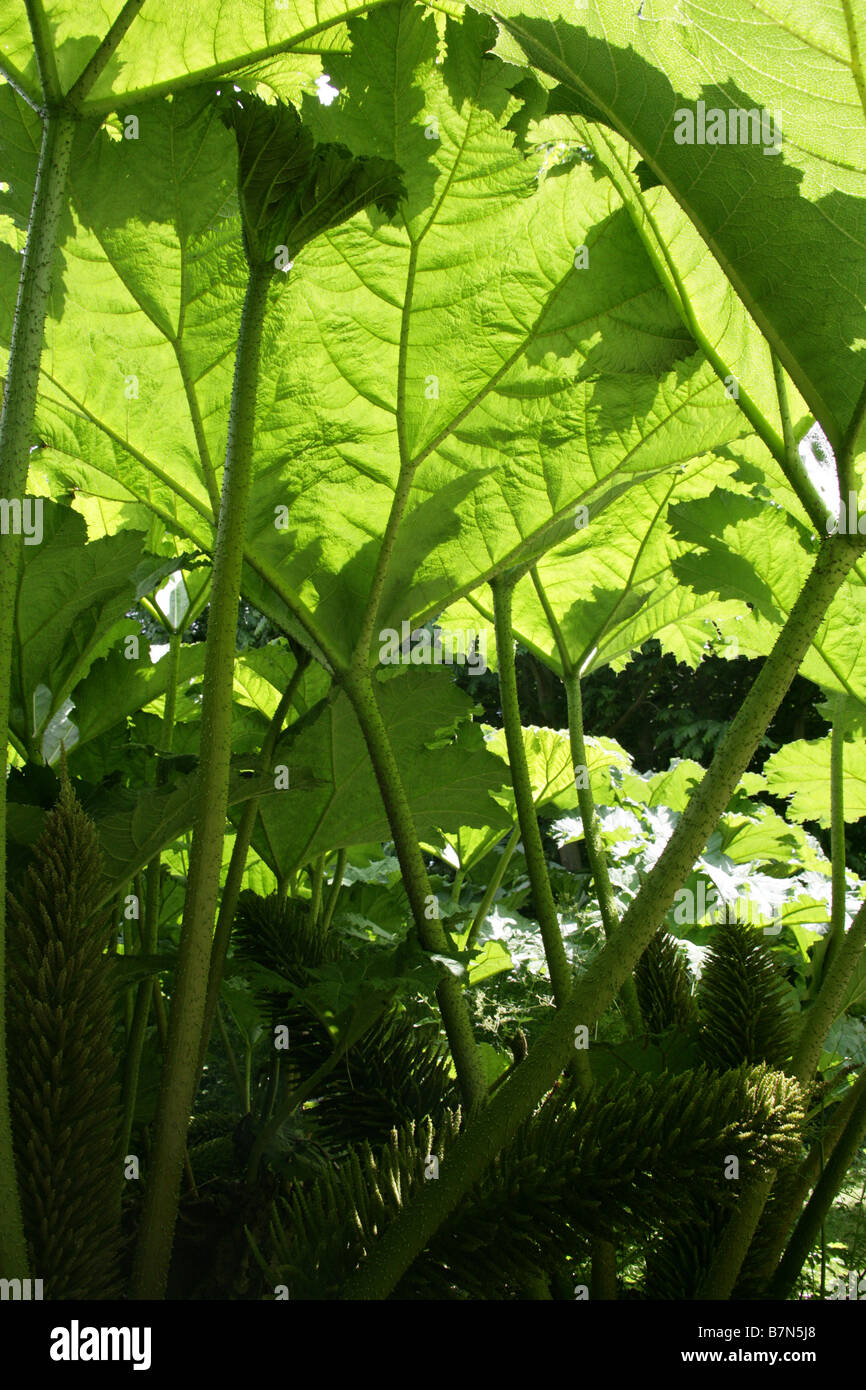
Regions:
[[0, 0, 865, 1302]]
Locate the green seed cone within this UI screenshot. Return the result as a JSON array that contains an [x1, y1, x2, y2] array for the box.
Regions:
[[7, 773, 123, 1298], [635, 929, 695, 1036], [264, 1062, 802, 1299], [696, 919, 795, 1071]]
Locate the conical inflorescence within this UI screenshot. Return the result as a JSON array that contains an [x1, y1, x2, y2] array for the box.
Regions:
[[7, 773, 123, 1298]]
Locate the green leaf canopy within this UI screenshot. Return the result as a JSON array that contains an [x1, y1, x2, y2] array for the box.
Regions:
[[21, 2, 754, 678]]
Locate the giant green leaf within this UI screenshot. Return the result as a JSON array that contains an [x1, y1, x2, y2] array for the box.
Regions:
[[478, 0, 866, 462], [229, 641, 333, 758], [530, 114, 815, 493], [0, 0, 364, 112], [439, 455, 754, 681], [0, 0, 363, 346], [619, 760, 705, 816], [232, 644, 326, 726], [27, 3, 755, 678]]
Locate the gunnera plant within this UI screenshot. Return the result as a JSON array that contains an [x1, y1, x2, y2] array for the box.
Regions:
[[7, 772, 123, 1298]]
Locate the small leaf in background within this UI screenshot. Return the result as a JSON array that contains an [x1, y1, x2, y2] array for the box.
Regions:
[[763, 738, 866, 828], [466, 939, 513, 986]]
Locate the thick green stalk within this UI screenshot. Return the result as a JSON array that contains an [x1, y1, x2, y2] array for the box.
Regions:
[[120, 632, 182, 1155], [337, 233, 493, 1111], [340, 536, 861, 1299], [491, 577, 572, 1007], [342, 667, 487, 1115], [492, 576, 593, 1107], [321, 848, 347, 935], [0, 105, 75, 1281], [196, 659, 308, 1086], [450, 868, 465, 907], [793, 896, 866, 1083], [697, 1180, 777, 1301], [591, 1240, 618, 1300], [492, 581, 595, 1103], [308, 853, 325, 925], [562, 667, 643, 1037], [64, 0, 148, 109], [465, 825, 521, 950], [148, 976, 197, 1201], [131, 263, 272, 1300], [768, 1070, 866, 1299], [826, 698, 847, 972], [215, 1003, 247, 1113], [530, 564, 641, 1031], [810, 695, 849, 992], [562, 662, 635, 1296], [554, 666, 623, 1290], [751, 1069, 866, 1289]]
